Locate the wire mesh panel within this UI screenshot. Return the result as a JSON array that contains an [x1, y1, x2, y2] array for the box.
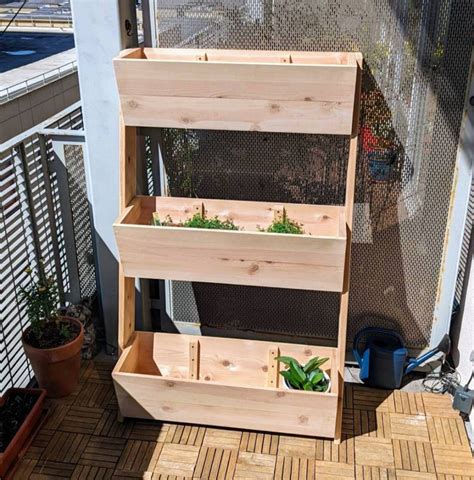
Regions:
[[153, 0, 473, 348]]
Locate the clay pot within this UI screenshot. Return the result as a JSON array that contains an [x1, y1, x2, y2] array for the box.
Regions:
[[22, 317, 84, 398], [0, 388, 46, 478]]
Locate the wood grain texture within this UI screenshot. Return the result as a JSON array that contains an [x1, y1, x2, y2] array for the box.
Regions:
[[118, 118, 137, 352], [112, 332, 339, 438], [114, 196, 347, 291], [114, 48, 359, 134]]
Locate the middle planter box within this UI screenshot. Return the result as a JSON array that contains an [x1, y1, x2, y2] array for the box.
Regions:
[[114, 196, 347, 291]]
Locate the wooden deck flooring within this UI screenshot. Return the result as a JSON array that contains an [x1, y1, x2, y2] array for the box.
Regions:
[[14, 360, 474, 479]]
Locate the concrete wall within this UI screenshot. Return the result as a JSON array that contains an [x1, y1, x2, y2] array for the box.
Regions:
[[0, 73, 80, 143]]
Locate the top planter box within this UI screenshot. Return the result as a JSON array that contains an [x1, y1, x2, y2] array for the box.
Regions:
[[114, 48, 359, 135]]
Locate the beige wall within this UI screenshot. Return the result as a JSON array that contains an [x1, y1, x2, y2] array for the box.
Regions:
[[0, 72, 80, 144]]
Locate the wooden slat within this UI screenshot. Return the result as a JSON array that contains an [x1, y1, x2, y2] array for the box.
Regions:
[[266, 346, 280, 388], [114, 48, 359, 134], [118, 117, 137, 352], [188, 339, 200, 381]]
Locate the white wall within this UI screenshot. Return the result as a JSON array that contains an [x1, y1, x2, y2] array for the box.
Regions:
[[71, 0, 137, 351]]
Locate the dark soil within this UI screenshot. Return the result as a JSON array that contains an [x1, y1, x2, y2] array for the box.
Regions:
[[0, 392, 38, 453], [24, 320, 80, 349]]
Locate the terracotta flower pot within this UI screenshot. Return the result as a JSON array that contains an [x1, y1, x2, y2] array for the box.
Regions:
[[22, 317, 84, 398], [0, 388, 46, 478]]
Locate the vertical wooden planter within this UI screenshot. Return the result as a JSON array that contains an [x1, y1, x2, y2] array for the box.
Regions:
[[113, 48, 362, 441]]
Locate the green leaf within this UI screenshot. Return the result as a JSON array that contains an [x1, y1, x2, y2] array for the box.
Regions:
[[275, 356, 297, 367], [309, 371, 324, 385], [289, 360, 306, 384], [303, 356, 329, 374], [303, 382, 314, 391], [280, 370, 300, 389]]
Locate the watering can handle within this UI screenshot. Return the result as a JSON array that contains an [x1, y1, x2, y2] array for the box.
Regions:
[[353, 327, 405, 366]]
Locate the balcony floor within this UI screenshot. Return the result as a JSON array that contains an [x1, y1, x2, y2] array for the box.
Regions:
[[13, 360, 474, 479]]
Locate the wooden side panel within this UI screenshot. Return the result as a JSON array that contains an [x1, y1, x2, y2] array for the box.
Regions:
[[114, 49, 358, 134], [113, 334, 338, 438]]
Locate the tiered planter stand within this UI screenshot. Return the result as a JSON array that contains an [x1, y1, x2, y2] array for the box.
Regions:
[[112, 48, 362, 442]]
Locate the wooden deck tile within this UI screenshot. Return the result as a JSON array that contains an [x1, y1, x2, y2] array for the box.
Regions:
[[354, 437, 394, 468], [234, 452, 276, 479], [19, 360, 472, 479], [203, 428, 242, 450], [77, 435, 126, 469], [389, 413, 429, 442], [154, 443, 200, 476], [431, 444, 474, 476], [422, 393, 459, 418], [278, 435, 316, 458]]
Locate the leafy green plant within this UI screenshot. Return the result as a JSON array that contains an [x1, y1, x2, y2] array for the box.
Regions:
[[152, 212, 238, 230], [20, 264, 59, 339], [275, 355, 329, 392], [182, 213, 238, 230], [262, 209, 304, 234]]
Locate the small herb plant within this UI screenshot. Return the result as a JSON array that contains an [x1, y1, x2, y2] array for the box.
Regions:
[[152, 212, 238, 230], [20, 262, 75, 347], [182, 213, 238, 230], [275, 355, 329, 392], [260, 208, 304, 234], [20, 264, 59, 339]]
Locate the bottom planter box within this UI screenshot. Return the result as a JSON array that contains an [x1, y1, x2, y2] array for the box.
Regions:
[[0, 388, 46, 478], [113, 332, 339, 438]]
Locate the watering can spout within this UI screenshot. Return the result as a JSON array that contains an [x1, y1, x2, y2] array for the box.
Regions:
[[404, 334, 451, 375]]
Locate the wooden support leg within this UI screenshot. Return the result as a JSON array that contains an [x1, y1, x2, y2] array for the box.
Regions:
[[118, 267, 135, 354]]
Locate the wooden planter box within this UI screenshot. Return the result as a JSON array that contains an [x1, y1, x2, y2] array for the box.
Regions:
[[113, 332, 338, 438], [114, 196, 347, 291], [114, 48, 359, 134]]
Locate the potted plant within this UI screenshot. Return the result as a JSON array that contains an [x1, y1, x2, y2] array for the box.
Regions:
[[20, 264, 84, 398], [275, 355, 330, 392], [0, 388, 46, 478]]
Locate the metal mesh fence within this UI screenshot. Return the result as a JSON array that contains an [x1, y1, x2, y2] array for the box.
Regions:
[[153, 0, 473, 348]]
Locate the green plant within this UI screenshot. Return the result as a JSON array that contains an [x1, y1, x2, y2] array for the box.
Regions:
[[19, 263, 59, 339], [262, 209, 304, 234], [275, 355, 329, 392], [182, 212, 238, 230], [152, 211, 238, 230]]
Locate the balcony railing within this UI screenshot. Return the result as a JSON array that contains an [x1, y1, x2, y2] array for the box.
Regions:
[[0, 60, 77, 104]]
